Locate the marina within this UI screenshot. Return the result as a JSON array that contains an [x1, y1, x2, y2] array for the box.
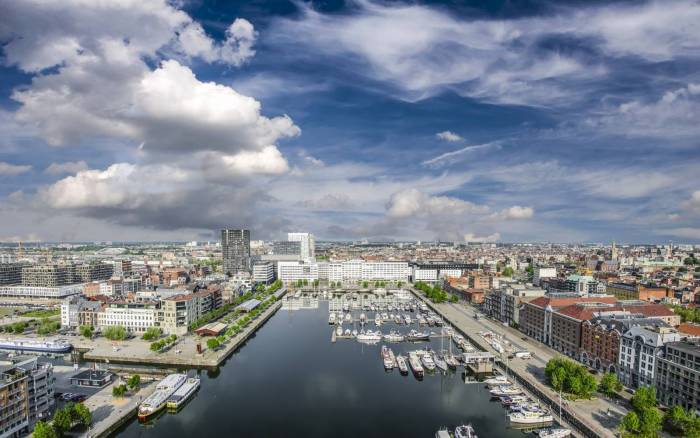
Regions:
[[116, 293, 545, 437]]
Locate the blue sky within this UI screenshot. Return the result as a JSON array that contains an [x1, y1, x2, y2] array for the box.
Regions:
[[0, 0, 699, 243]]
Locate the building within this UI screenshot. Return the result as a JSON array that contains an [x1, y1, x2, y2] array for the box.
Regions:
[[70, 369, 113, 388], [411, 263, 479, 282], [0, 284, 83, 299], [520, 296, 618, 345], [2, 355, 55, 428], [533, 267, 556, 286], [21, 265, 74, 287], [655, 340, 700, 412], [546, 275, 603, 294], [0, 263, 25, 285], [97, 301, 159, 333], [483, 283, 546, 327], [221, 229, 251, 275], [158, 289, 223, 335], [73, 262, 113, 283], [252, 261, 275, 285], [61, 296, 103, 328], [277, 261, 319, 284], [606, 282, 670, 302], [271, 241, 302, 257], [0, 362, 29, 436], [287, 232, 315, 261], [580, 315, 668, 373], [618, 325, 681, 388]]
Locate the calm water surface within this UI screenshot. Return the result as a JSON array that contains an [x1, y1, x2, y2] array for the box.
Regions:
[[117, 301, 531, 437]]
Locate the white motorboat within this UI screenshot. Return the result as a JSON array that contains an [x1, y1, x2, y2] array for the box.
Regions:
[[420, 351, 436, 371], [335, 325, 343, 336], [383, 331, 404, 342], [509, 410, 554, 425], [345, 313, 352, 323], [539, 429, 571, 438], [484, 375, 509, 386], [328, 313, 336, 324], [455, 424, 478, 438], [344, 329, 352, 336], [352, 329, 358, 337], [396, 355, 409, 374], [404, 314, 412, 324], [490, 385, 524, 397], [381, 345, 396, 370], [408, 352, 424, 378], [434, 354, 448, 372], [356, 330, 382, 343]]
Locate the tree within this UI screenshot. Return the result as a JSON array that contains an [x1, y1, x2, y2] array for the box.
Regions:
[[112, 384, 127, 398], [142, 327, 162, 341], [502, 267, 514, 277], [79, 325, 93, 338], [206, 338, 220, 350], [33, 420, 57, 438], [127, 374, 141, 390], [74, 403, 92, 426], [599, 372, 623, 398], [638, 404, 662, 436], [631, 386, 658, 412], [103, 325, 127, 340], [450, 294, 458, 303], [52, 408, 72, 433], [664, 405, 688, 436], [621, 411, 641, 436]]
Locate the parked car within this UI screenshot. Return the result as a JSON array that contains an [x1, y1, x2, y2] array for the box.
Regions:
[[70, 394, 87, 402]]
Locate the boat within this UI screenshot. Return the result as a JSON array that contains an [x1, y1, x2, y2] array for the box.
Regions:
[[404, 314, 412, 325], [509, 402, 542, 413], [383, 331, 404, 342], [328, 313, 336, 324], [396, 355, 409, 374], [435, 429, 450, 438], [434, 354, 448, 372], [344, 329, 352, 336], [418, 316, 427, 325], [420, 351, 436, 371], [356, 330, 382, 343], [509, 410, 554, 425], [455, 424, 478, 438], [444, 353, 460, 369], [406, 330, 430, 342], [500, 395, 530, 406], [484, 375, 510, 386], [375, 314, 381, 326], [359, 313, 366, 323], [138, 374, 187, 420], [408, 352, 424, 378], [166, 377, 200, 410], [539, 428, 571, 438], [0, 339, 72, 354], [382, 312, 389, 320], [381, 345, 396, 370], [344, 313, 352, 323], [490, 385, 523, 397], [335, 326, 343, 336]]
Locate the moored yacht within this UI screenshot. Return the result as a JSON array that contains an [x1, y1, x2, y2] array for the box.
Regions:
[[408, 352, 424, 378], [356, 330, 382, 343], [490, 385, 523, 397], [420, 351, 436, 371], [406, 330, 430, 342], [396, 355, 409, 374], [381, 345, 396, 370], [455, 424, 478, 438], [509, 410, 553, 425], [328, 313, 336, 325], [138, 374, 187, 420], [166, 377, 200, 410], [484, 375, 509, 386], [434, 354, 448, 372], [538, 428, 571, 438]]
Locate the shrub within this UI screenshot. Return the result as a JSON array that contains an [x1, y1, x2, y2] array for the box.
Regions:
[[112, 384, 127, 398], [142, 327, 162, 341], [103, 326, 127, 341], [544, 357, 597, 398], [79, 325, 94, 338], [127, 374, 140, 389]]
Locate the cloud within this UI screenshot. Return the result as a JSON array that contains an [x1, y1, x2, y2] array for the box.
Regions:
[[463, 232, 501, 243], [436, 131, 462, 142], [44, 161, 88, 175], [584, 84, 700, 139], [682, 190, 700, 213], [386, 188, 489, 219], [422, 142, 500, 167], [492, 206, 534, 220], [0, 162, 31, 176], [296, 194, 355, 210], [270, 0, 700, 106], [176, 18, 256, 66], [662, 227, 700, 240]]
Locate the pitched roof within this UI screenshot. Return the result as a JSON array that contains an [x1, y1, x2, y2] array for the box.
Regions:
[[527, 295, 617, 310]]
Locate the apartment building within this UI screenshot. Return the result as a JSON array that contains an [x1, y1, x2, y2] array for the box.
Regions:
[[252, 261, 275, 285], [0, 263, 25, 286], [482, 283, 546, 326], [4, 355, 55, 428], [158, 289, 223, 335], [221, 229, 251, 275], [97, 301, 159, 333], [287, 232, 315, 261], [0, 364, 29, 437], [618, 325, 681, 388], [606, 282, 670, 302], [21, 265, 74, 287], [277, 261, 319, 284], [655, 340, 700, 412], [0, 284, 83, 299], [533, 266, 556, 286]]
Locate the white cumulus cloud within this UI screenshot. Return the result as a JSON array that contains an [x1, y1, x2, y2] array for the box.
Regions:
[[0, 162, 31, 176], [44, 161, 88, 175]]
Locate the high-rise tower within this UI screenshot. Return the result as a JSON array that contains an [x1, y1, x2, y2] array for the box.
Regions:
[[221, 229, 251, 275]]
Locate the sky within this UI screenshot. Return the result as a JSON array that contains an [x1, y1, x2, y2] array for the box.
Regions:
[[0, 0, 699, 244]]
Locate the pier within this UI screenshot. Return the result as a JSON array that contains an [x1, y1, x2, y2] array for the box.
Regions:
[[82, 381, 157, 438], [462, 351, 495, 373], [83, 297, 285, 369]]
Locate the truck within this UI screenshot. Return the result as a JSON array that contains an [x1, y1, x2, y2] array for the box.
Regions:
[[514, 351, 532, 359]]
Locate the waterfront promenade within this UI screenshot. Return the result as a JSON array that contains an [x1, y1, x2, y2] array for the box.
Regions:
[[82, 381, 157, 438], [82, 299, 284, 368], [410, 288, 623, 438]]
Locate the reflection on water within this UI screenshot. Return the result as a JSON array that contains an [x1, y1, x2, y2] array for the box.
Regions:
[[116, 300, 531, 438]]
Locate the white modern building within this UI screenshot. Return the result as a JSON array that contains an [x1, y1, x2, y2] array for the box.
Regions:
[[533, 267, 557, 286], [618, 324, 681, 388], [0, 284, 83, 299], [287, 232, 315, 261], [287, 260, 410, 284], [253, 261, 275, 285], [97, 302, 158, 333], [278, 261, 319, 284]]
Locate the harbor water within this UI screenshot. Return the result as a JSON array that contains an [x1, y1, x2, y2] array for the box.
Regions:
[[115, 300, 536, 437]]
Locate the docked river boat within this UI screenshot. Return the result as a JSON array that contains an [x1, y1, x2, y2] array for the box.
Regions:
[[167, 377, 200, 410], [138, 374, 187, 420]]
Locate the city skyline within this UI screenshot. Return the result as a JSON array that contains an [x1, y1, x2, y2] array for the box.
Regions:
[[1, 0, 699, 244]]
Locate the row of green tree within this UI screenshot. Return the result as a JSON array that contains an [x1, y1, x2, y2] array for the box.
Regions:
[[142, 326, 162, 341], [206, 293, 279, 351], [34, 402, 92, 438], [150, 334, 177, 352], [668, 304, 700, 324], [544, 358, 597, 399], [414, 281, 450, 303]]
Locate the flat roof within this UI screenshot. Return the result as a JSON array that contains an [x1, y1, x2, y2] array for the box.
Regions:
[[237, 299, 261, 311]]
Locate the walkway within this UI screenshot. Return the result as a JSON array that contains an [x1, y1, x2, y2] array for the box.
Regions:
[[81, 381, 157, 438]]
